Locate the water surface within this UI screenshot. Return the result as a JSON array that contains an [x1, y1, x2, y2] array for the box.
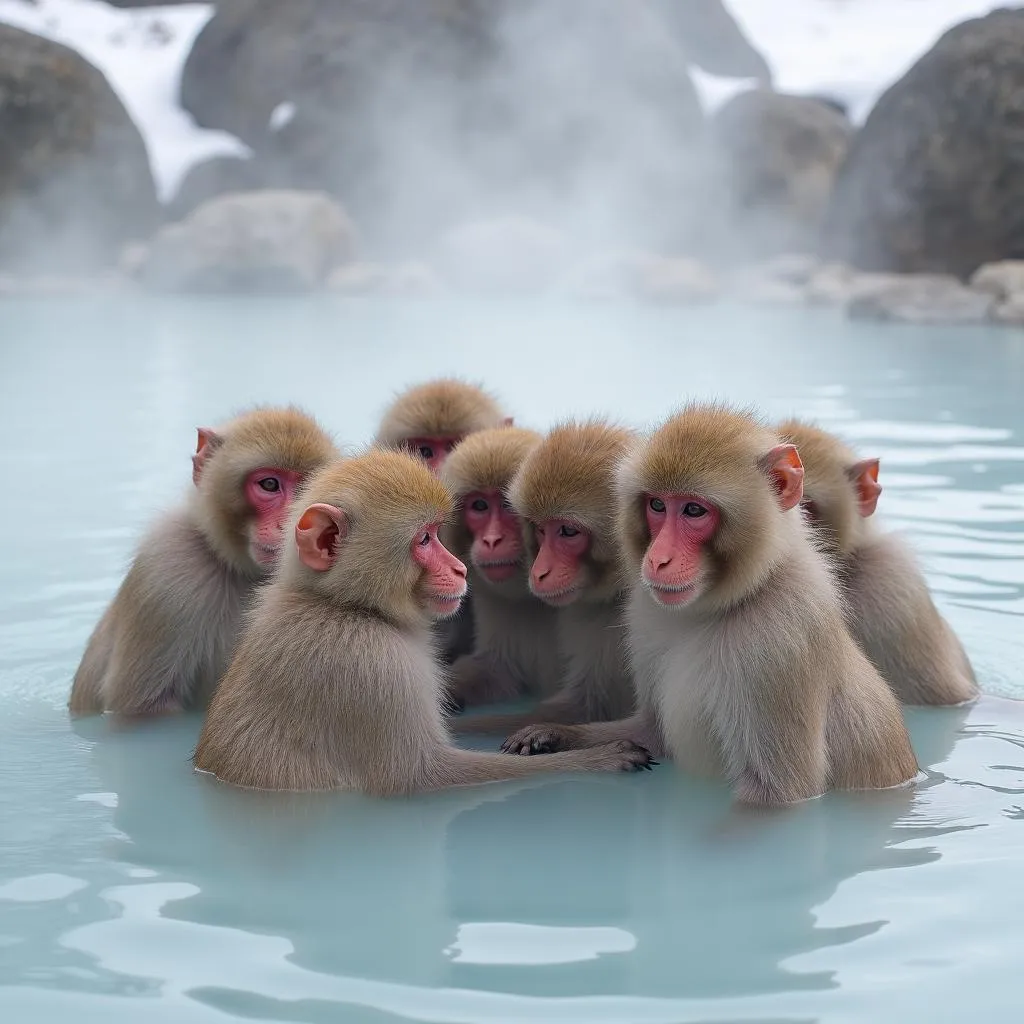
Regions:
[[1, 297, 1022, 1022]]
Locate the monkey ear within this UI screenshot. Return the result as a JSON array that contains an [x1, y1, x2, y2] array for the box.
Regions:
[[847, 458, 882, 517], [295, 503, 349, 572], [191, 428, 224, 487], [759, 444, 804, 512], [501, 416, 514, 427]]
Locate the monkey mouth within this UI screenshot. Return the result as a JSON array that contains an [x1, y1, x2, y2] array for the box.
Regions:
[[646, 581, 698, 607], [427, 589, 466, 619], [476, 559, 521, 583], [532, 585, 580, 607]]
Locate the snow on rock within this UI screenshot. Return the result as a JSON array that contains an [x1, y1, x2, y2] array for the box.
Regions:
[[0, 0, 249, 203]]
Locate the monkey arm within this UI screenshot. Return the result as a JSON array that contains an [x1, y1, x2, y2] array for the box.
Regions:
[[446, 653, 524, 708]]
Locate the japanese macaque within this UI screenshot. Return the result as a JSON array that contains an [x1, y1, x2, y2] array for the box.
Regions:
[[374, 378, 512, 473], [192, 449, 655, 793], [68, 407, 338, 718], [502, 404, 919, 807], [778, 418, 978, 706], [439, 426, 563, 707], [375, 377, 512, 664], [454, 420, 638, 736]]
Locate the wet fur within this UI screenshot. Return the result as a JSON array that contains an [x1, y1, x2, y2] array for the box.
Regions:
[[69, 406, 337, 716], [504, 404, 919, 805], [779, 418, 977, 706], [193, 449, 654, 793]]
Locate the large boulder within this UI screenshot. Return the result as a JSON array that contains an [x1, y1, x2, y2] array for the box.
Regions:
[[136, 190, 356, 293], [0, 25, 159, 273], [165, 155, 266, 222], [711, 89, 852, 260], [178, 0, 768, 254], [821, 9, 1024, 279]]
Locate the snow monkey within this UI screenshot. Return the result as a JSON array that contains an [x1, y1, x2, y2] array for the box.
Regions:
[[439, 425, 564, 708], [778, 418, 977, 706], [192, 448, 655, 793], [454, 420, 639, 737], [69, 406, 339, 718], [502, 404, 919, 807], [375, 377, 513, 664]]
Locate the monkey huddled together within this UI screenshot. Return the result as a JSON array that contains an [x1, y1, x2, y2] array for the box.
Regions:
[[68, 379, 978, 806]]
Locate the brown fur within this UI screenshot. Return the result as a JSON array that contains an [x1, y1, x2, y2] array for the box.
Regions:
[[68, 406, 338, 717], [374, 378, 508, 448], [778, 418, 978, 706], [440, 426, 564, 706], [193, 448, 655, 793], [455, 420, 638, 736], [503, 403, 919, 806]]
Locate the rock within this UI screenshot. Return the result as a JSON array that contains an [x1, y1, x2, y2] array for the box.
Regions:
[[118, 241, 150, 279], [327, 261, 440, 297], [434, 218, 572, 295], [991, 294, 1024, 325], [969, 260, 1024, 300], [178, 0, 723, 251], [637, 257, 719, 304], [139, 190, 356, 293], [166, 155, 265, 222], [0, 24, 159, 273], [805, 266, 958, 308], [846, 276, 994, 324], [821, 9, 1024, 278], [736, 279, 807, 306], [712, 89, 853, 260]]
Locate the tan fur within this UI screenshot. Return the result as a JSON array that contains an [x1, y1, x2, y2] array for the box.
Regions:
[[779, 418, 978, 706], [440, 427, 564, 706], [193, 448, 655, 793], [503, 404, 918, 806], [455, 420, 638, 736], [68, 406, 337, 717], [374, 378, 508, 448]]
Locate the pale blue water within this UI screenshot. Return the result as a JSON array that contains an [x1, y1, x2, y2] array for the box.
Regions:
[[1, 297, 1023, 1023]]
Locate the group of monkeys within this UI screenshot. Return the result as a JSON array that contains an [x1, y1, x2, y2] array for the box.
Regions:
[[67, 379, 977, 806]]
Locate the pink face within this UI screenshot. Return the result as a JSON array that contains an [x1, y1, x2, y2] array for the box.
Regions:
[[244, 467, 306, 566], [405, 436, 462, 474], [642, 493, 721, 607], [463, 489, 523, 583], [412, 521, 469, 619], [529, 518, 591, 606]]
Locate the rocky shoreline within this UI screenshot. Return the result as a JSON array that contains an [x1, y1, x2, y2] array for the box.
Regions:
[[1, 2, 1023, 325]]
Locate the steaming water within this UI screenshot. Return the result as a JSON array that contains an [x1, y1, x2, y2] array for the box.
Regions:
[[1, 297, 1023, 1023]]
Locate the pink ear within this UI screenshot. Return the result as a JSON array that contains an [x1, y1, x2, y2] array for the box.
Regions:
[[502, 416, 514, 427], [191, 427, 223, 487], [759, 443, 804, 512], [848, 458, 882, 517], [294, 503, 348, 572]]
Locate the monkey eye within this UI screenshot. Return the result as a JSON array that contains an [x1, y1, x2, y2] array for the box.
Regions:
[[682, 502, 706, 518], [648, 497, 666, 514], [470, 498, 489, 513], [418, 531, 431, 546], [258, 477, 281, 493], [417, 445, 434, 460], [558, 525, 580, 538]]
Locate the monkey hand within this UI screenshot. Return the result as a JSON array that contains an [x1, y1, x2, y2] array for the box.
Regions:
[[582, 740, 658, 773], [501, 723, 586, 755]]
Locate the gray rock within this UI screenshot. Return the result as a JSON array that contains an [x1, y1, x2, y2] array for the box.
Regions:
[[0, 24, 159, 273], [821, 9, 1024, 277], [969, 260, 1024, 300], [846, 276, 994, 324], [637, 257, 719, 304], [166, 155, 265, 222], [139, 190, 356, 293], [991, 294, 1024, 325], [712, 89, 853, 260], [178, 1, 766, 252]]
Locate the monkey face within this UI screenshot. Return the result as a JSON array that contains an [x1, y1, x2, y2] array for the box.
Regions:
[[404, 436, 462, 474], [527, 518, 594, 606], [411, 522, 469, 619], [463, 489, 524, 584], [640, 493, 721, 608], [243, 467, 307, 568]]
